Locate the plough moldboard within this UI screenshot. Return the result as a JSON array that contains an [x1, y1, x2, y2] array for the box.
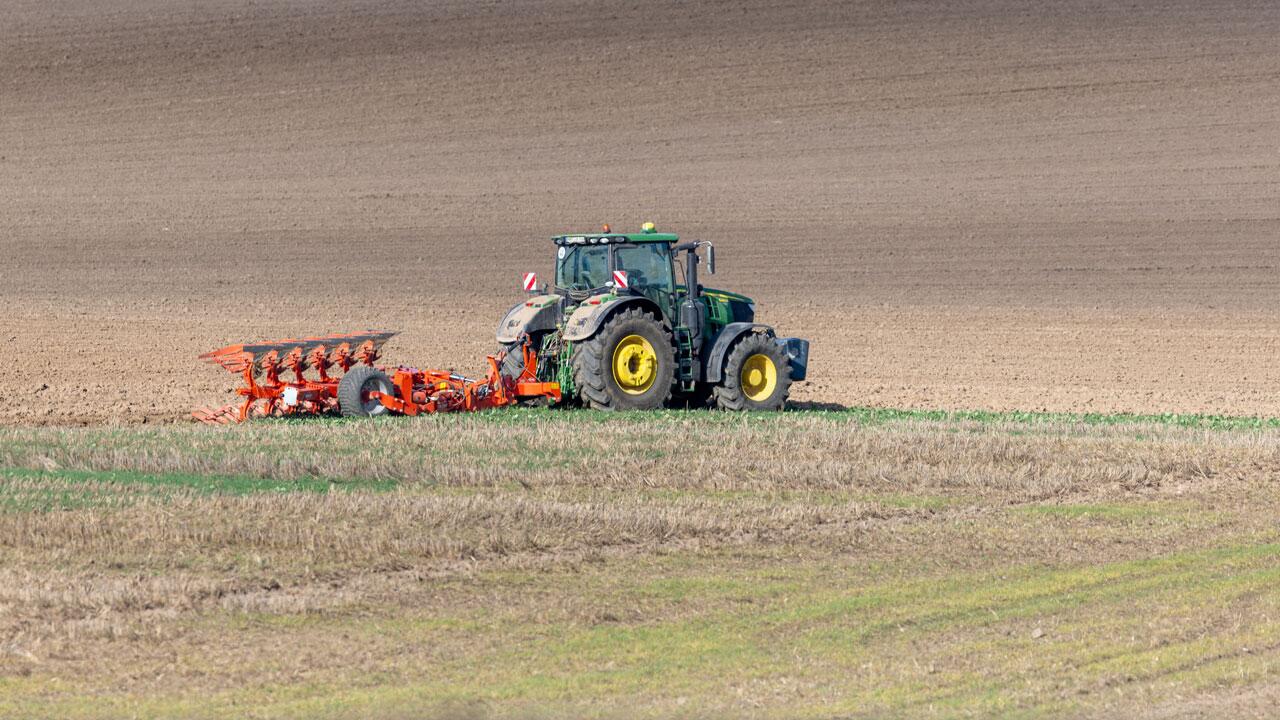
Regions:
[[193, 330, 560, 424]]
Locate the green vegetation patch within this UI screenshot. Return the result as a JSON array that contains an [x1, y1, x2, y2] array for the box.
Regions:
[[337, 405, 1280, 432], [793, 406, 1280, 431], [1016, 502, 1169, 521], [223, 404, 1272, 432], [0, 467, 394, 512]]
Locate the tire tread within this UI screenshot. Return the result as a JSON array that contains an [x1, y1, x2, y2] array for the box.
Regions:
[[337, 365, 393, 417]]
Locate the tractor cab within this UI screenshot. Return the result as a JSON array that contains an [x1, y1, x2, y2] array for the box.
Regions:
[[552, 226, 681, 317]]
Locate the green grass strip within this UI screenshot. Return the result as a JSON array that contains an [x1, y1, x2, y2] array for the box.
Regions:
[[256, 405, 1280, 432], [0, 467, 396, 512]]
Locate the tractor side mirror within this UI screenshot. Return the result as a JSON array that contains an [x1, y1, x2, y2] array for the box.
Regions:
[[706, 244, 716, 275]]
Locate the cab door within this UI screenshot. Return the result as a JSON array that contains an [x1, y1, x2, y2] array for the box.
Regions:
[[611, 243, 677, 319]]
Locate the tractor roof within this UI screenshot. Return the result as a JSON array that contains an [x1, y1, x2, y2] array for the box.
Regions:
[[553, 232, 680, 246]]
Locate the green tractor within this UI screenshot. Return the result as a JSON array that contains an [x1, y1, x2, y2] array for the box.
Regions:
[[497, 223, 808, 410]]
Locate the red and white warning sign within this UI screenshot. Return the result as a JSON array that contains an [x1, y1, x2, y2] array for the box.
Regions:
[[522, 272, 537, 291], [613, 270, 628, 289]]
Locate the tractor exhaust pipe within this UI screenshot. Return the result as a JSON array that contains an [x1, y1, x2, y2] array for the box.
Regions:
[[675, 240, 715, 361]]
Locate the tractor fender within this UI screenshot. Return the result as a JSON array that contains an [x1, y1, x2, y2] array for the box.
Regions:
[[705, 324, 810, 383], [562, 296, 665, 342], [704, 323, 773, 383], [496, 294, 563, 344]]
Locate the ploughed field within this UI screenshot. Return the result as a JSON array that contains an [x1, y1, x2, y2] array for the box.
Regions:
[[3, 0, 1280, 425]]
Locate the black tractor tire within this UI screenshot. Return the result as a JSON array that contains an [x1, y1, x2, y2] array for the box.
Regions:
[[571, 308, 674, 410], [498, 334, 560, 407], [337, 365, 395, 418], [498, 331, 552, 383], [497, 342, 527, 383], [713, 333, 793, 411]]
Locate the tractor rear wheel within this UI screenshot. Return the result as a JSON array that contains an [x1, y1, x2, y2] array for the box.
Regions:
[[713, 333, 792, 411], [498, 333, 559, 406], [498, 331, 548, 383], [337, 366, 394, 417], [571, 308, 674, 410], [498, 342, 527, 383]]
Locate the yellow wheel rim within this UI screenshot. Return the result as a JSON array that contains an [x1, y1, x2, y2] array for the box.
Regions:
[[612, 334, 659, 395], [740, 353, 778, 402]]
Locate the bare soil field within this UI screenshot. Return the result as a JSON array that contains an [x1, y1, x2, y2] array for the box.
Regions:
[[3, 0, 1280, 424]]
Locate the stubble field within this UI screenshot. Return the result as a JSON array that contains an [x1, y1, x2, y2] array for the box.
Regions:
[[4, 410, 1280, 718], [4, 0, 1280, 717]]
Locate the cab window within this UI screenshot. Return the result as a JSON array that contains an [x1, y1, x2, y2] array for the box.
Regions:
[[613, 243, 675, 305], [555, 244, 610, 290]]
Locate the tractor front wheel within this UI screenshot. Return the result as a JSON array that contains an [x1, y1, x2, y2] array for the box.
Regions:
[[713, 333, 792, 411], [337, 366, 394, 417], [571, 308, 674, 410]]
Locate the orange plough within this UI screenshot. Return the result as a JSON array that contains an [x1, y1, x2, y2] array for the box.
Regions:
[[193, 331, 560, 424]]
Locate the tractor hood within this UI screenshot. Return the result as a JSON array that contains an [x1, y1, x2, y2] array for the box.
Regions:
[[700, 287, 756, 325], [700, 287, 754, 305]]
